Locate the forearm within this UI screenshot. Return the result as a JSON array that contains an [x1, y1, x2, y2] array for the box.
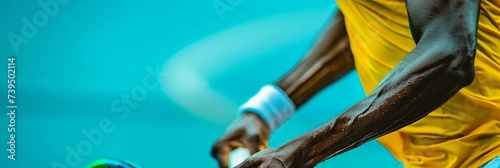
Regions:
[[276, 11, 353, 108], [283, 39, 476, 167]]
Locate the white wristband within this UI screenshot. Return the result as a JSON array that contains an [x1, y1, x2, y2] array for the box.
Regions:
[[237, 85, 296, 131]]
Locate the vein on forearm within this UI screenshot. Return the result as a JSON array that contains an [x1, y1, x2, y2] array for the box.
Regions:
[[295, 41, 475, 167]]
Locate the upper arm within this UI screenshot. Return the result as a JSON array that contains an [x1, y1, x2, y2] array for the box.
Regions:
[[406, 0, 480, 50], [405, 0, 481, 84]]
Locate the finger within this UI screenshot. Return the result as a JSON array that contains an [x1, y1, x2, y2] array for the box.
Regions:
[[245, 134, 263, 155], [212, 143, 231, 168], [234, 157, 261, 168], [212, 141, 245, 168]]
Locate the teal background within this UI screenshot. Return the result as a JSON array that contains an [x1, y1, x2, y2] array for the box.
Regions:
[[0, 0, 402, 167]]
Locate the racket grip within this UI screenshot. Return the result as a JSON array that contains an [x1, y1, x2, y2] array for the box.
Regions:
[[228, 148, 251, 168]]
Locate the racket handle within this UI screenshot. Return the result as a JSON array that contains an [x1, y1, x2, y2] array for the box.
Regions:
[[228, 148, 251, 168]]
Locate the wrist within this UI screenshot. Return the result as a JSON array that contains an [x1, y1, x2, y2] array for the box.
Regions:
[[241, 112, 270, 135], [237, 84, 296, 132], [277, 137, 307, 167]]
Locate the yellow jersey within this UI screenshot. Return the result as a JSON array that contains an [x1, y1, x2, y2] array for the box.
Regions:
[[336, 0, 500, 167]]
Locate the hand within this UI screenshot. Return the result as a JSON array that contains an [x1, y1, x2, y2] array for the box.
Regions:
[[234, 147, 295, 168], [211, 112, 271, 168]]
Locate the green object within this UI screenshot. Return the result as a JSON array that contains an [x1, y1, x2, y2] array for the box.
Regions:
[[86, 158, 141, 168]]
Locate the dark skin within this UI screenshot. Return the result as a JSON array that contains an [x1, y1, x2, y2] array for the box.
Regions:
[[212, 0, 481, 167], [211, 11, 353, 168]]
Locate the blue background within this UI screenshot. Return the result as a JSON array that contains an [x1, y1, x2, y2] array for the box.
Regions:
[[0, 0, 402, 167]]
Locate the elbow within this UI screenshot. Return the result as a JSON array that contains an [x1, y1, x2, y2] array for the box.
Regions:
[[438, 45, 476, 88], [449, 61, 475, 89], [419, 24, 478, 87]]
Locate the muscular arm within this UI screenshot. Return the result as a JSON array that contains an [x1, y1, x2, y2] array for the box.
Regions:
[[211, 11, 353, 168], [277, 0, 480, 167], [276, 11, 353, 108]]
